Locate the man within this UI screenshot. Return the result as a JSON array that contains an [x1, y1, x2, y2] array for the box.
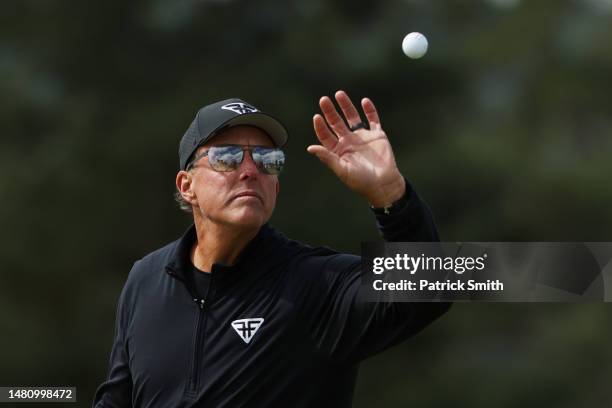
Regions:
[[93, 91, 450, 407]]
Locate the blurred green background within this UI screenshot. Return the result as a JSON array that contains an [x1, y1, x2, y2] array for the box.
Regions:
[[1, 0, 611, 406]]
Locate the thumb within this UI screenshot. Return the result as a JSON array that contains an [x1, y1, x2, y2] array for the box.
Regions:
[[306, 145, 343, 175]]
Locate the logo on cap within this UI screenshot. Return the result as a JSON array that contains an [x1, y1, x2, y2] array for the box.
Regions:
[[222, 102, 259, 115]]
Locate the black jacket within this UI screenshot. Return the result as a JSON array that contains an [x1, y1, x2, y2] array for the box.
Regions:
[[93, 184, 450, 407]]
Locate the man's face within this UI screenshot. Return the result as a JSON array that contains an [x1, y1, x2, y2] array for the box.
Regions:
[[177, 125, 280, 229]]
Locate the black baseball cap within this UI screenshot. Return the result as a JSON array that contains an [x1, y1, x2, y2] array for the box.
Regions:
[[178, 98, 289, 170]]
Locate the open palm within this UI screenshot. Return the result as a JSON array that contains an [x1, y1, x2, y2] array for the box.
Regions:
[[307, 90, 405, 207]]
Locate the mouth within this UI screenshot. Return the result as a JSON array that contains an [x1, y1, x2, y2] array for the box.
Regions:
[[232, 191, 263, 203]]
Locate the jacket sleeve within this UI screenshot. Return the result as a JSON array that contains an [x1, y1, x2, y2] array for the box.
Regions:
[[370, 177, 439, 242], [307, 180, 451, 363], [92, 269, 135, 407]]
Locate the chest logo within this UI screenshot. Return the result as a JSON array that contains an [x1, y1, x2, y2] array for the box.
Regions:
[[231, 318, 264, 344]]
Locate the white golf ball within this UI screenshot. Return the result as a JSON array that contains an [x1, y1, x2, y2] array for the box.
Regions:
[[402, 32, 428, 59]]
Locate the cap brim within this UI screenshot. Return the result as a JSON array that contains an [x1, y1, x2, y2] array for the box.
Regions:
[[208, 112, 289, 147]]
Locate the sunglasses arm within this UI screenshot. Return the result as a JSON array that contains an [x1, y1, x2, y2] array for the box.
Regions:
[[186, 151, 210, 170]]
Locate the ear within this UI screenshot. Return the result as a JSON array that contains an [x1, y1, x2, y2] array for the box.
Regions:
[[176, 171, 197, 205], [275, 178, 280, 196]]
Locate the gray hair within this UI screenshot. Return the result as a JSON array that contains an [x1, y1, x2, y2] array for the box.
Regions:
[[174, 190, 193, 213]]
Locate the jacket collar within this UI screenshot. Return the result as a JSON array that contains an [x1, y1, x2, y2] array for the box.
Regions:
[[164, 222, 277, 283]]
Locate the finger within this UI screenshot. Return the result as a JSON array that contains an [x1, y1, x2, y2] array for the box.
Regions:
[[306, 145, 345, 176], [319, 96, 351, 137], [335, 90, 363, 129], [312, 114, 338, 150], [361, 97, 381, 126]]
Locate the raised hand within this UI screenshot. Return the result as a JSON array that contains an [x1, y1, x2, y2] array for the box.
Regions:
[[307, 90, 406, 208]]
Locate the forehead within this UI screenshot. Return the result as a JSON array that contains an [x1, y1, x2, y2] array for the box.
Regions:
[[204, 125, 274, 147]]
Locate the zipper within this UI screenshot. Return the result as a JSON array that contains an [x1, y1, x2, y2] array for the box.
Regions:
[[166, 265, 213, 397], [188, 297, 206, 394], [188, 276, 214, 396]]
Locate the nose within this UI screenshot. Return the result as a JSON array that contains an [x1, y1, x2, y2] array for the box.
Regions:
[[238, 150, 259, 180]]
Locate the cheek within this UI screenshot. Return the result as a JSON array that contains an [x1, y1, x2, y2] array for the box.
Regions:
[[264, 179, 279, 204], [195, 176, 229, 204]]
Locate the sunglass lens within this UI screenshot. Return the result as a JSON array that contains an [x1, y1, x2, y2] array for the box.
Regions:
[[253, 148, 285, 175], [208, 146, 243, 172]]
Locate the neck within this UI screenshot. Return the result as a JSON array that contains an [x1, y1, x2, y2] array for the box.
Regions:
[[191, 218, 261, 273]]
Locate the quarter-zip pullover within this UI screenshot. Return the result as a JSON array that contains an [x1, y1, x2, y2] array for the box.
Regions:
[[93, 182, 450, 407]]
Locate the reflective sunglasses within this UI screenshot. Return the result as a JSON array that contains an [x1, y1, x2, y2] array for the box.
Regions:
[[186, 145, 285, 175]]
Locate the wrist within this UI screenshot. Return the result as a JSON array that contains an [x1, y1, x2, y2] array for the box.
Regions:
[[367, 174, 406, 208]]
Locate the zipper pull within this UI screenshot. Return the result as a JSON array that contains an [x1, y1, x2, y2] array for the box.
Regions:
[[193, 298, 205, 309]]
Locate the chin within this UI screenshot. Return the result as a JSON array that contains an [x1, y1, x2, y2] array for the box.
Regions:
[[227, 210, 269, 229]]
